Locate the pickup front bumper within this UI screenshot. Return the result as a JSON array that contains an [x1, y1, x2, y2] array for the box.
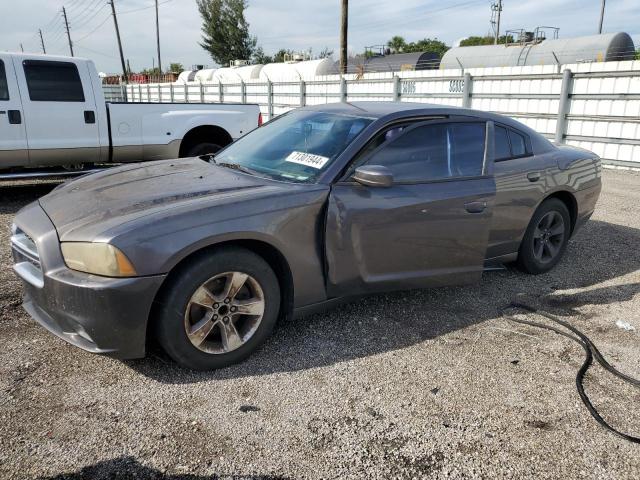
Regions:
[[11, 202, 166, 360]]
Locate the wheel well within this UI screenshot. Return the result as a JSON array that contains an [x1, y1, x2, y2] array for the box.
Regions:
[[147, 240, 294, 350], [179, 125, 233, 157], [545, 190, 578, 233]]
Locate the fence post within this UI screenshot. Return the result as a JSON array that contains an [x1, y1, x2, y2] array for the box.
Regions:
[[169, 83, 174, 102], [121, 84, 127, 102], [200, 83, 204, 103], [241, 80, 247, 104], [555, 69, 573, 144], [219, 81, 224, 103], [157, 84, 161, 102], [462, 72, 472, 108], [300, 79, 306, 107], [184, 83, 188, 103], [340, 76, 347, 102], [138, 84, 142, 102], [392, 75, 401, 101], [146, 84, 150, 101], [267, 80, 273, 119]]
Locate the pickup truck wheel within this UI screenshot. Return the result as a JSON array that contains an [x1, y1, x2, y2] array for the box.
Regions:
[[517, 198, 570, 274], [185, 142, 222, 157], [155, 247, 280, 370]]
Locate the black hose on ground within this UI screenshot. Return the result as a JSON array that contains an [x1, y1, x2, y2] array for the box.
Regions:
[[500, 301, 640, 444]]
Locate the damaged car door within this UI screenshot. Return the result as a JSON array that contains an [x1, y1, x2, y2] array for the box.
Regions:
[[325, 119, 496, 296]]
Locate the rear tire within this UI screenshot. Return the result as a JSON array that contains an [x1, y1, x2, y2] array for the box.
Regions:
[[155, 246, 280, 370], [517, 198, 571, 274], [185, 142, 222, 157]]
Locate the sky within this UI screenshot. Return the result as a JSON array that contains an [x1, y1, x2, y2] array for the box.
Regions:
[[1, 0, 639, 74]]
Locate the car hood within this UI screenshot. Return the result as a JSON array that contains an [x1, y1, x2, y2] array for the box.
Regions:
[[39, 158, 305, 241]]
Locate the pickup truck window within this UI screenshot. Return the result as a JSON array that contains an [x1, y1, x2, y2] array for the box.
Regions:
[[23, 60, 85, 102], [0, 61, 8, 101]]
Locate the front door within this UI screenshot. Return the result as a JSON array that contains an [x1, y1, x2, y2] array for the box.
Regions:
[[13, 57, 101, 167], [325, 120, 496, 297], [0, 55, 29, 168]]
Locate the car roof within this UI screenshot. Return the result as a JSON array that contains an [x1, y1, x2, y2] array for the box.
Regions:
[[302, 101, 555, 154]]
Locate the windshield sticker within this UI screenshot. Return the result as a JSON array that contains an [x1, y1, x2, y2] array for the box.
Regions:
[[285, 151, 330, 169]]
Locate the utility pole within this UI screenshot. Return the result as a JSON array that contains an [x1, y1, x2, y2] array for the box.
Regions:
[[20, 43, 24, 52], [38, 29, 46, 54], [155, 0, 162, 75], [339, 0, 348, 74], [492, 0, 503, 45], [598, 0, 606, 34], [109, 0, 128, 83], [62, 6, 74, 57]]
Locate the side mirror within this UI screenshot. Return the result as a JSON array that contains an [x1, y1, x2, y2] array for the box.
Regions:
[[353, 165, 394, 187]]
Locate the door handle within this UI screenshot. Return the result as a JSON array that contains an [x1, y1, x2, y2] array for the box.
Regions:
[[465, 201, 487, 214], [8, 110, 21, 124], [527, 171, 541, 182], [84, 110, 96, 124]]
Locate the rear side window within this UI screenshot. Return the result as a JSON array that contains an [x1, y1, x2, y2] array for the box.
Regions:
[[509, 129, 527, 157], [0, 60, 8, 101], [23, 60, 85, 102], [364, 122, 486, 182], [495, 126, 511, 160]]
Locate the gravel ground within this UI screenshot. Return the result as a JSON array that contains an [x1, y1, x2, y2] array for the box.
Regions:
[[0, 171, 638, 479]]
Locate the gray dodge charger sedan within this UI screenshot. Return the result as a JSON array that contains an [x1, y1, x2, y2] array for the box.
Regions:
[[11, 102, 601, 370]]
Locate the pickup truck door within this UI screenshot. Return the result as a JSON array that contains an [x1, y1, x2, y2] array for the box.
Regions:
[[13, 58, 101, 167], [0, 55, 29, 168], [325, 120, 496, 297]]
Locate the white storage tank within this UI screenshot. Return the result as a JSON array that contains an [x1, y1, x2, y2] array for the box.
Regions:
[[259, 58, 336, 81], [194, 68, 216, 83], [213, 64, 263, 83], [176, 70, 198, 83]]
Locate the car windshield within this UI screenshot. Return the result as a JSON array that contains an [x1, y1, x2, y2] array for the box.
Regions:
[[213, 110, 373, 183]]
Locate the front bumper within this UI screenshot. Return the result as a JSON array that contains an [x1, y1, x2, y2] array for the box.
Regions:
[[12, 202, 166, 359]]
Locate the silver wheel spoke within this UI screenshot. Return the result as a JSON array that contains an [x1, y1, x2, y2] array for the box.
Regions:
[[550, 223, 564, 237], [233, 298, 264, 316], [546, 240, 559, 257], [191, 286, 216, 308], [187, 311, 216, 347], [219, 320, 243, 352], [219, 272, 248, 301], [534, 240, 544, 259]]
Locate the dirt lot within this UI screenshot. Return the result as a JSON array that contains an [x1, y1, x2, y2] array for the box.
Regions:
[[0, 171, 638, 479]]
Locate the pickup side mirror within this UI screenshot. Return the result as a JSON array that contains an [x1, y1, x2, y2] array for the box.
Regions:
[[353, 165, 394, 187]]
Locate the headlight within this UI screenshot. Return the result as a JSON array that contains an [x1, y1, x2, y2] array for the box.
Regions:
[[61, 242, 137, 277]]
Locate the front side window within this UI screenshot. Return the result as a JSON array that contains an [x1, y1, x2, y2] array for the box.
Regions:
[[23, 60, 85, 102], [0, 60, 9, 101], [362, 122, 486, 182], [214, 110, 373, 183]]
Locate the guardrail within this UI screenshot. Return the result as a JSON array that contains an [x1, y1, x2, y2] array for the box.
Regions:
[[103, 62, 640, 170]]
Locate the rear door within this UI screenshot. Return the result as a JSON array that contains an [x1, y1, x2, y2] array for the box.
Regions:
[[0, 55, 29, 168], [325, 120, 496, 296], [14, 58, 100, 166]]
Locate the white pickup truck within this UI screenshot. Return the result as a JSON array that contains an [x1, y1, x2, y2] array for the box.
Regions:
[[0, 53, 261, 171]]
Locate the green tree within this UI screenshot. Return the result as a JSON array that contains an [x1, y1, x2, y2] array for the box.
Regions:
[[168, 62, 184, 73], [197, 0, 257, 66], [405, 38, 449, 57], [460, 35, 514, 46], [387, 35, 407, 53], [251, 46, 272, 64], [273, 49, 293, 63]]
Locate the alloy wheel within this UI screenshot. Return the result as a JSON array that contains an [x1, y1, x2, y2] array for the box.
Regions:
[[532, 211, 565, 264], [183, 271, 265, 354]]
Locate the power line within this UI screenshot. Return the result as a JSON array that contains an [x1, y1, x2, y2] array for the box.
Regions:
[[74, 14, 112, 43]]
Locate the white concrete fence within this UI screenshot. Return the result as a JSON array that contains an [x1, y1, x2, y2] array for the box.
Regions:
[[103, 60, 640, 169]]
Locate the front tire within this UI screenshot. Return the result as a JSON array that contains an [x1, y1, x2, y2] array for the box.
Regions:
[[185, 142, 222, 157], [517, 198, 571, 274], [155, 247, 280, 370]]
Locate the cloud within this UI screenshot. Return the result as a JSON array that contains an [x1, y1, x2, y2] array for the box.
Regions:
[[1, 0, 638, 73]]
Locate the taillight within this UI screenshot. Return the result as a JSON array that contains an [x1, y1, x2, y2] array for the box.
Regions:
[[258, 112, 263, 127]]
